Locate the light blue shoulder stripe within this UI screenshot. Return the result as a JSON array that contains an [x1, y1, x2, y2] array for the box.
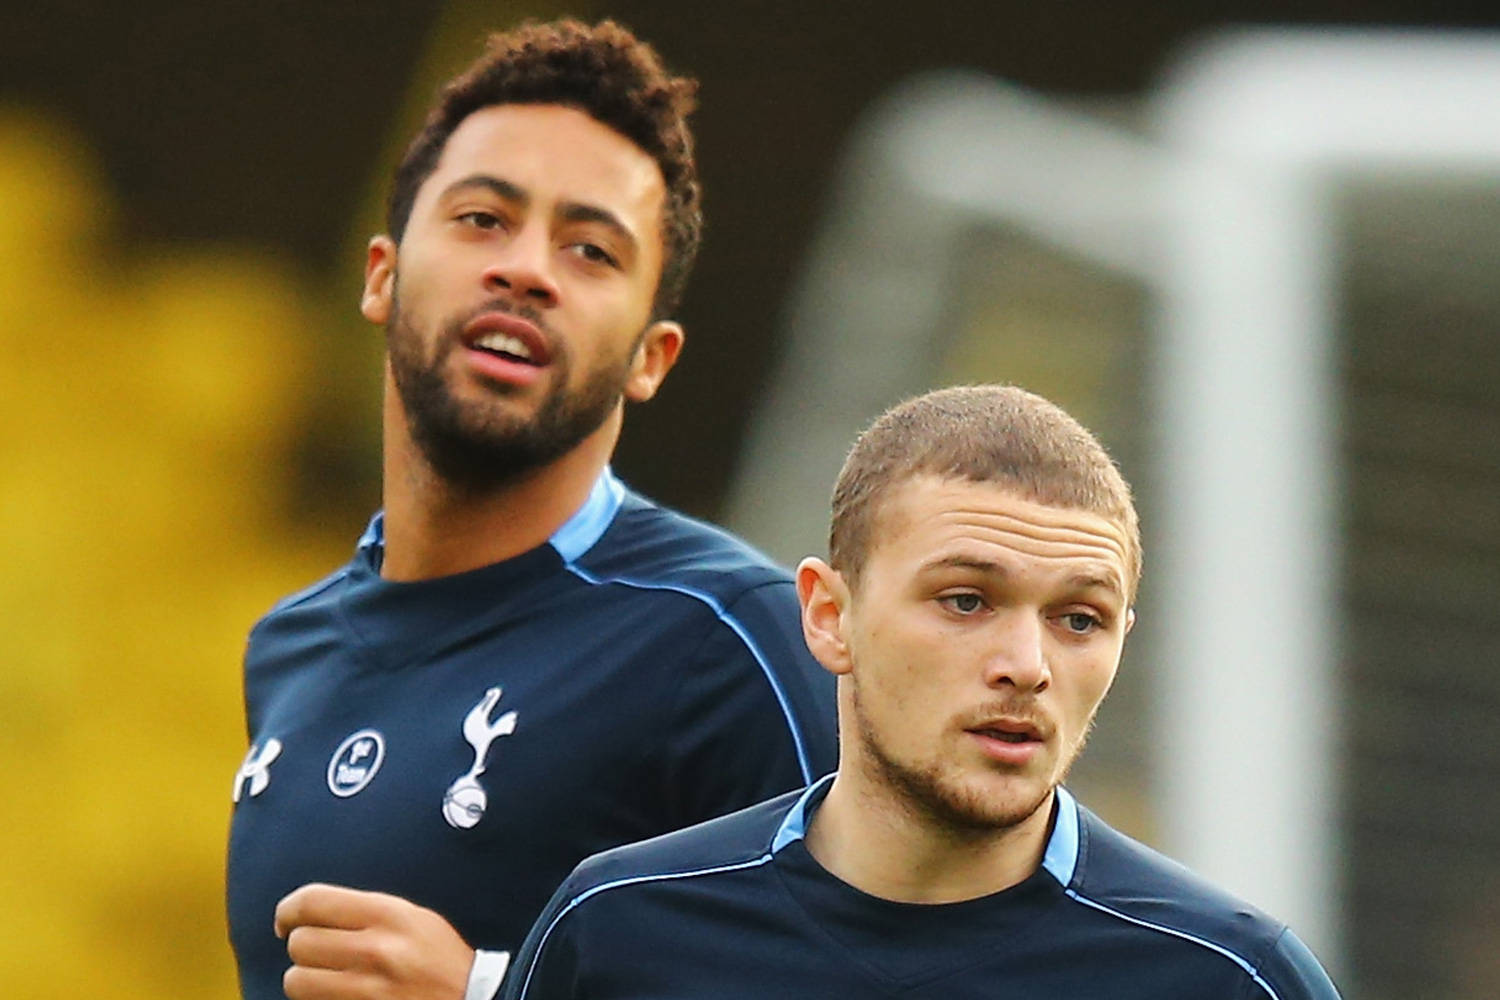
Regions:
[[1062, 890, 1284, 999], [514, 853, 774, 1000], [771, 774, 836, 853], [549, 467, 626, 563], [1053, 799, 1286, 1000], [1041, 786, 1081, 887], [563, 559, 816, 784]]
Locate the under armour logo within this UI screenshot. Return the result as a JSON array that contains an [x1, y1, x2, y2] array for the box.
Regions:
[[442, 687, 518, 829], [232, 739, 282, 802]]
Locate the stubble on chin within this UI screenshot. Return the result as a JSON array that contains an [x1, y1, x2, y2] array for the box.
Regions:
[[852, 693, 1068, 838]]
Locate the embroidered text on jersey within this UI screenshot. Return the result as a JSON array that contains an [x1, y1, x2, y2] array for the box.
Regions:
[[327, 729, 385, 797]]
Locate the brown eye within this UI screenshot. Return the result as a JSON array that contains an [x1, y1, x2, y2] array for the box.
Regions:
[[568, 242, 619, 267], [458, 211, 503, 229]]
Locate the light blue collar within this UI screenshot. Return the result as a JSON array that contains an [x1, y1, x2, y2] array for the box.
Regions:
[[548, 467, 625, 563], [356, 511, 384, 553], [355, 467, 625, 565], [1041, 786, 1080, 887], [770, 776, 1081, 890], [771, 774, 836, 853]]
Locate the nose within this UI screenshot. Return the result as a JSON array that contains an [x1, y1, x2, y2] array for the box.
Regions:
[[982, 609, 1050, 693], [483, 224, 560, 306]]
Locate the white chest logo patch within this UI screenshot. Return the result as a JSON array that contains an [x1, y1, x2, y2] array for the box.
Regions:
[[232, 739, 282, 802], [327, 729, 386, 797], [442, 687, 518, 829]]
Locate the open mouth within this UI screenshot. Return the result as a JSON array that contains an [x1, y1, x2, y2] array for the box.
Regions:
[[462, 311, 552, 368], [471, 331, 540, 365]]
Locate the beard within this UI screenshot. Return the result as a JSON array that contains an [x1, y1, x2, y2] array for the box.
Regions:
[[850, 680, 1094, 837], [386, 289, 636, 495]]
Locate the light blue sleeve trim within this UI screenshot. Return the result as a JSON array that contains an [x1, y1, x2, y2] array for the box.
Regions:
[[771, 774, 836, 853], [1062, 888, 1285, 1000], [562, 562, 816, 783], [548, 467, 625, 563], [513, 854, 774, 1000], [1040, 786, 1080, 887]]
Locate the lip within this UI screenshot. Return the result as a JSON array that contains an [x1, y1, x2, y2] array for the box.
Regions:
[[461, 310, 553, 386], [965, 717, 1047, 766], [970, 715, 1043, 740]]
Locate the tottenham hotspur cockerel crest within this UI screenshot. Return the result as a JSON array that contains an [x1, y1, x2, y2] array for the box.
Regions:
[[442, 687, 518, 829]]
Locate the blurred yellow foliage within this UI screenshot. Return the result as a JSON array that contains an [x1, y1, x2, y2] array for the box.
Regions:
[[0, 106, 349, 998]]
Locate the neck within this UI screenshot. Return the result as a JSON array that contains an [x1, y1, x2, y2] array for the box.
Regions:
[[378, 383, 622, 582], [803, 767, 1055, 904]]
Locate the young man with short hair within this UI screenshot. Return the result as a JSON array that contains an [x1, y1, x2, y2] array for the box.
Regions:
[[503, 384, 1341, 1000], [226, 20, 836, 1000]]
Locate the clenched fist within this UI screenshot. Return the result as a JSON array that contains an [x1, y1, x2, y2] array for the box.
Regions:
[[275, 884, 476, 1000]]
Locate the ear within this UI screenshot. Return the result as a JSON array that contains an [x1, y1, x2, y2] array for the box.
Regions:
[[1125, 607, 1137, 636], [623, 321, 684, 402], [360, 235, 397, 325], [796, 557, 854, 677]]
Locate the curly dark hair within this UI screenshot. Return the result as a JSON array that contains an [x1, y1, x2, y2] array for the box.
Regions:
[[387, 19, 702, 319]]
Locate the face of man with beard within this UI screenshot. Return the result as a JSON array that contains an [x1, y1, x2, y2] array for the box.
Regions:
[[384, 278, 640, 493], [799, 475, 1134, 836], [360, 103, 683, 492]]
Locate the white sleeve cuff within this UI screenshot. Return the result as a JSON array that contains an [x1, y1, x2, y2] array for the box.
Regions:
[[464, 949, 512, 1000]]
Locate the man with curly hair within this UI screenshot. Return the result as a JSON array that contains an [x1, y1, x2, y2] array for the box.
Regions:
[[226, 20, 836, 1000]]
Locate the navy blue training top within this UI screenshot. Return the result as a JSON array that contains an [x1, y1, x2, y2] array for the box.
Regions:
[[226, 470, 838, 999], [505, 776, 1342, 1000]]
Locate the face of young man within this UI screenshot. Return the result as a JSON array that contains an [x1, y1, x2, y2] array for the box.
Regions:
[[360, 103, 683, 491], [802, 475, 1134, 835]]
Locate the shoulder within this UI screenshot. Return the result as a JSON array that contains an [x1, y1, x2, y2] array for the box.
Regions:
[[558, 788, 797, 904], [570, 491, 792, 603], [571, 489, 837, 785], [245, 561, 351, 650], [260, 564, 348, 619], [502, 791, 798, 1000], [537, 785, 798, 935], [1066, 800, 1341, 999]]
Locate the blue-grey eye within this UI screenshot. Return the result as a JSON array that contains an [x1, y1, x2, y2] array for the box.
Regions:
[[946, 593, 984, 614], [1062, 612, 1099, 633]]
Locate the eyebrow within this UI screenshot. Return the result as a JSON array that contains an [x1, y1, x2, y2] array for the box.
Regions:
[[438, 174, 639, 255], [918, 556, 1125, 600], [557, 201, 638, 255], [921, 555, 1003, 575], [1064, 572, 1126, 598], [440, 174, 529, 207]]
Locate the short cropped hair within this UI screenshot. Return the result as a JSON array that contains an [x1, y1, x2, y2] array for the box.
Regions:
[[387, 18, 703, 319], [829, 385, 1142, 600]]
